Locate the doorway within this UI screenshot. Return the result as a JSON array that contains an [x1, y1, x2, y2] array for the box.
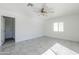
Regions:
[[1, 16, 15, 45]]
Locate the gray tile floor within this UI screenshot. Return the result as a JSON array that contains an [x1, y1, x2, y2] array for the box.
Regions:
[[0, 36, 79, 55]]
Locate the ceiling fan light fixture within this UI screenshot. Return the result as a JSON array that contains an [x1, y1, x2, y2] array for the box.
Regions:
[[27, 3, 54, 16]]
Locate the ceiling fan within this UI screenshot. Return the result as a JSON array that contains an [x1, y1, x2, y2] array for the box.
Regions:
[[27, 3, 54, 16]]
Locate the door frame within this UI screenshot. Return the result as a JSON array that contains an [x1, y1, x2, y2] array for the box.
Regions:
[[1, 16, 15, 45]]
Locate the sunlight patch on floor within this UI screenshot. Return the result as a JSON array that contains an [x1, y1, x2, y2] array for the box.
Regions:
[[42, 43, 78, 55], [42, 49, 55, 55]]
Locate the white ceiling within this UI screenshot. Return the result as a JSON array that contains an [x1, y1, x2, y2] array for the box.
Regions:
[[0, 3, 79, 19]]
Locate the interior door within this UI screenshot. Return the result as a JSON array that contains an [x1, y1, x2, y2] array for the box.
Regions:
[[1, 16, 15, 45], [5, 17, 12, 39], [1, 16, 5, 45], [5, 17, 15, 40]]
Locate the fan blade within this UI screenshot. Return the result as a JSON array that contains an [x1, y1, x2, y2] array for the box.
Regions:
[[50, 11, 54, 13], [32, 7, 41, 12]]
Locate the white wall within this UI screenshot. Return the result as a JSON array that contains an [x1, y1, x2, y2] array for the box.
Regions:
[[45, 15, 79, 42], [0, 9, 44, 45]]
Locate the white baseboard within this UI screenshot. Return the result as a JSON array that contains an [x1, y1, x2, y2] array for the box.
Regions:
[[45, 35, 79, 42], [15, 34, 44, 43]]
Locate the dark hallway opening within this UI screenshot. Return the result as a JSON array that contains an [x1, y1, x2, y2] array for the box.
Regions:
[[2, 16, 15, 45]]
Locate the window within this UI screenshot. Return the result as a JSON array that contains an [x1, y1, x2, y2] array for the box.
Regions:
[[53, 22, 58, 32], [53, 22, 64, 32]]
